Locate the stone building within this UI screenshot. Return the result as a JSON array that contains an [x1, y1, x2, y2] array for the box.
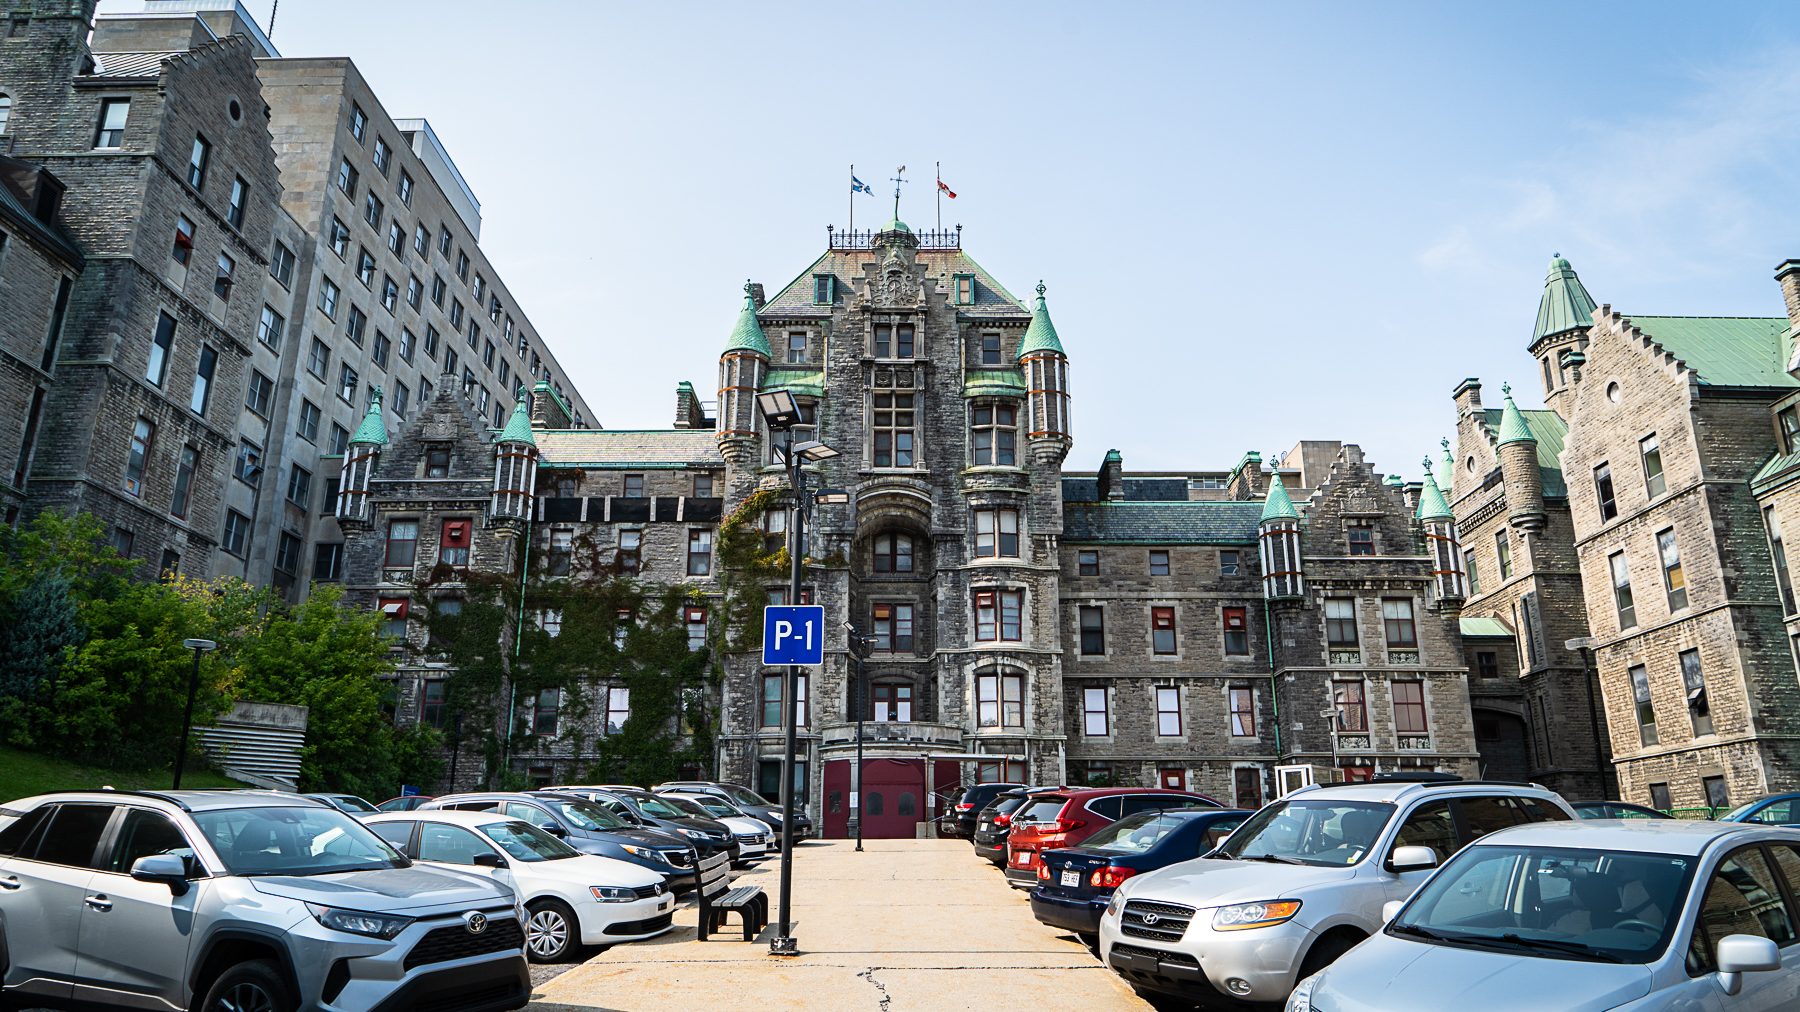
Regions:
[[0, 0, 593, 592]]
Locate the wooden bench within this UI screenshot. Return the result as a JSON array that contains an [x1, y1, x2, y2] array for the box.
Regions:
[[695, 849, 767, 941]]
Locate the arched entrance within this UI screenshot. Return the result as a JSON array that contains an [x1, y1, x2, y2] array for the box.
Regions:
[[1474, 707, 1530, 783]]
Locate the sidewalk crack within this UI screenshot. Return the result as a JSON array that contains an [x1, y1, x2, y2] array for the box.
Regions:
[[858, 966, 893, 1011]]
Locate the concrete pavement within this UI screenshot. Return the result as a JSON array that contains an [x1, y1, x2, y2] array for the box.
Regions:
[[530, 838, 1153, 1011]]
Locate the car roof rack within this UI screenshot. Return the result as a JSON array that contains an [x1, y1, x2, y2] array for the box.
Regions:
[[45, 787, 193, 812]]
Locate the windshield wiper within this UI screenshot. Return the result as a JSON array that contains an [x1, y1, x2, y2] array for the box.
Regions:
[[1497, 933, 1624, 963], [1388, 922, 1448, 942], [1242, 854, 1304, 865]]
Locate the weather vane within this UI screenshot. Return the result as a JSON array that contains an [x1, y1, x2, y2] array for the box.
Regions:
[[890, 165, 907, 220]]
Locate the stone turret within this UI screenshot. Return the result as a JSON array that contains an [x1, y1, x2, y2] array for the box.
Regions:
[[336, 386, 388, 528], [1530, 254, 1598, 420], [1496, 383, 1545, 532], [490, 393, 537, 526], [716, 281, 770, 468], [1019, 281, 1072, 465], [1259, 469, 1305, 600], [1417, 457, 1467, 603]]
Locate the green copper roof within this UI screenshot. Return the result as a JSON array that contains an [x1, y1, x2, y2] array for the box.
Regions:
[[1533, 254, 1599, 343], [1496, 384, 1536, 446], [350, 387, 389, 445], [882, 217, 912, 234], [1104, 449, 1122, 462], [1480, 405, 1567, 498], [1439, 437, 1455, 483], [1017, 281, 1066, 360], [497, 394, 535, 445], [1460, 616, 1513, 638], [1416, 461, 1452, 520], [963, 367, 1026, 398], [1625, 316, 1796, 389], [1260, 471, 1300, 522], [723, 281, 772, 357], [763, 367, 824, 398]]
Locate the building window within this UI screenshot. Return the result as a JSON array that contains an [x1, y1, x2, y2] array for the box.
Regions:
[[273, 532, 303, 576], [456, 250, 469, 280], [171, 215, 195, 266], [123, 418, 153, 496], [244, 369, 273, 416], [1382, 598, 1417, 647], [1610, 551, 1636, 629], [1594, 462, 1617, 521], [871, 373, 916, 467], [1474, 650, 1498, 678], [1155, 686, 1181, 736], [784, 331, 807, 364], [1495, 530, 1513, 578], [1657, 528, 1687, 611], [93, 97, 129, 148], [973, 508, 1019, 558], [328, 423, 349, 456], [605, 687, 631, 734], [545, 529, 572, 577], [1782, 407, 1800, 453], [973, 671, 1023, 728], [147, 311, 176, 386], [872, 602, 914, 652], [256, 305, 285, 351], [317, 278, 340, 319], [1229, 686, 1256, 736], [222, 509, 249, 557], [1630, 664, 1657, 746], [1648, 782, 1672, 811], [617, 530, 642, 573], [438, 519, 471, 568], [1769, 508, 1797, 615], [363, 192, 382, 228], [973, 588, 1023, 642], [0, 93, 8, 134], [1078, 605, 1105, 655], [1639, 435, 1665, 498], [280, 464, 311, 511], [1222, 606, 1249, 655], [170, 445, 197, 518], [190, 344, 216, 415], [213, 251, 234, 300], [870, 682, 912, 722], [187, 134, 209, 189], [1078, 550, 1099, 576], [382, 276, 399, 313], [313, 542, 343, 582], [384, 520, 419, 568], [1333, 680, 1368, 732], [355, 248, 376, 288], [235, 440, 261, 487], [1150, 605, 1177, 655], [759, 673, 782, 727], [1392, 680, 1428, 733], [1467, 556, 1481, 594], [371, 329, 390, 368], [398, 169, 414, 206], [337, 363, 358, 404], [413, 223, 429, 256], [1679, 648, 1712, 737], [687, 529, 713, 575], [1220, 550, 1240, 576], [956, 274, 976, 306], [1082, 687, 1108, 736], [1702, 775, 1729, 811], [681, 606, 707, 651], [693, 473, 715, 498], [226, 176, 247, 229], [811, 274, 834, 304], [1325, 597, 1358, 647], [348, 102, 367, 142], [1348, 523, 1374, 556], [329, 217, 350, 258], [157, 549, 180, 579], [1149, 549, 1170, 575], [970, 404, 1016, 465], [980, 330, 1000, 364], [424, 325, 440, 360]]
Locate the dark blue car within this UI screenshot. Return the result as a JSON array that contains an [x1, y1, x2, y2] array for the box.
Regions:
[[1030, 807, 1250, 938], [1718, 791, 1800, 827]]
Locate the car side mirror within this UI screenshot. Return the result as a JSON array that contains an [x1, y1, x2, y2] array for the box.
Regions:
[[1388, 846, 1439, 872], [1382, 900, 1405, 923], [540, 823, 568, 837], [472, 852, 506, 869], [131, 853, 190, 896], [1716, 933, 1781, 996]]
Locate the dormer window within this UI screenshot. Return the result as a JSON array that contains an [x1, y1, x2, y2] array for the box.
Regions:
[[786, 331, 808, 365], [812, 274, 835, 304], [424, 444, 451, 478], [980, 331, 1001, 366], [953, 273, 975, 305]]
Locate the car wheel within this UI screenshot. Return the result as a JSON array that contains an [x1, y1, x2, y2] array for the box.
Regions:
[[1298, 931, 1363, 980], [199, 959, 295, 1012], [524, 899, 579, 963]]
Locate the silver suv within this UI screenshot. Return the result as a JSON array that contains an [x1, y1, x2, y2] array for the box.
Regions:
[[0, 790, 530, 1011], [1099, 778, 1577, 1004]]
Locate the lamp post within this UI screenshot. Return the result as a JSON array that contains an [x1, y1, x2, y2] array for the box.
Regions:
[[842, 622, 871, 852], [173, 638, 217, 788], [756, 389, 839, 957]]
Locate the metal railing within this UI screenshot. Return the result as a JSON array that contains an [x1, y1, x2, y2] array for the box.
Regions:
[[827, 224, 962, 250]]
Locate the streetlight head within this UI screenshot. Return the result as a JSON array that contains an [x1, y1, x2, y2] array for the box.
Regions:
[[756, 389, 801, 429], [813, 487, 851, 505], [183, 638, 218, 652], [793, 440, 840, 463]]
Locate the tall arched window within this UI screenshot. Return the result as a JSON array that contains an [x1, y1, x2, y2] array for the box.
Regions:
[[0, 95, 11, 135], [873, 532, 914, 573]]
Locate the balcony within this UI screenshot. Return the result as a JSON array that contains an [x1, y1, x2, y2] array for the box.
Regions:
[[819, 721, 964, 749]]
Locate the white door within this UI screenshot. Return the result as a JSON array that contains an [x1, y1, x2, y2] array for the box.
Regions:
[[1686, 845, 1800, 1011], [72, 808, 200, 1006]]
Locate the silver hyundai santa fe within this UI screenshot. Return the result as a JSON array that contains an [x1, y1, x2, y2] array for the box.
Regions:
[[0, 789, 530, 1011]]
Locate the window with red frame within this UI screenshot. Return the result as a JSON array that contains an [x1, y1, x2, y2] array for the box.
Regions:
[[973, 589, 1023, 642], [1151, 606, 1177, 654], [1222, 606, 1249, 655], [685, 606, 707, 651], [1333, 681, 1368, 732], [873, 602, 914, 652], [1392, 680, 1428, 733], [384, 520, 418, 568], [1229, 686, 1256, 736], [438, 519, 471, 567], [378, 597, 408, 639]]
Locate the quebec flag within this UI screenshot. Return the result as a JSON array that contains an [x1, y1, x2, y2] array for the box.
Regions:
[[851, 175, 873, 195]]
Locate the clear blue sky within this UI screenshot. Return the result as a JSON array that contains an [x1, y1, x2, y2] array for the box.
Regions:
[[106, 1, 1800, 476]]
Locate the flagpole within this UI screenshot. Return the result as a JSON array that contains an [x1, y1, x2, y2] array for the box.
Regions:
[[936, 161, 941, 231], [849, 163, 855, 236]]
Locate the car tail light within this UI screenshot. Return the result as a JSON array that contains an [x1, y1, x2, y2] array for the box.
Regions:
[[1036, 861, 1052, 881], [956, 802, 974, 811], [1089, 866, 1137, 889], [1054, 818, 1086, 834], [994, 813, 1012, 826]]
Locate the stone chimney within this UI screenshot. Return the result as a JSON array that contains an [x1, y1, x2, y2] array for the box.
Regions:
[[1097, 449, 1124, 501], [748, 282, 766, 309], [1453, 377, 1483, 420], [673, 380, 709, 429], [529, 380, 571, 429], [1777, 261, 1800, 330]]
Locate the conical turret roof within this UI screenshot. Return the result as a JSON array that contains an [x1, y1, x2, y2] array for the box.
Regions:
[[1496, 383, 1536, 445], [1416, 459, 1453, 520], [1439, 437, 1456, 482], [1533, 253, 1599, 343], [1017, 281, 1066, 359], [497, 393, 535, 446], [350, 387, 388, 446], [723, 281, 772, 358], [1260, 470, 1300, 523]]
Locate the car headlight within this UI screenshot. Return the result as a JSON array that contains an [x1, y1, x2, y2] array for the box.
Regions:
[[590, 886, 637, 903], [1212, 899, 1302, 931], [305, 903, 414, 940], [1104, 891, 1127, 919], [1286, 971, 1322, 1012], [620, 844, 669, 864]]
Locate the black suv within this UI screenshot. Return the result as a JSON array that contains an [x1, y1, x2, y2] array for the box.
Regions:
[[941, 782, 1025, 838], [423, 791, 698, 890], [972, 788, 1055, 866]]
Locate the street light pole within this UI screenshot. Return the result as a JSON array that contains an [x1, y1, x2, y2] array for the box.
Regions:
[[174, 638, 217, 788], [843, 626, 870, 852]]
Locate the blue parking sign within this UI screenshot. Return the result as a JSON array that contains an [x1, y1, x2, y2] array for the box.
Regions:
[[763, 605, 826, 666]]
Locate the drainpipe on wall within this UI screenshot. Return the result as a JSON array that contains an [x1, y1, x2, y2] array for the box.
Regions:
[[1264, 600, 1283, 759]]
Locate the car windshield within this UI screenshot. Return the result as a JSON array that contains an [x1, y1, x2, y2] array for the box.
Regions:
[[1082, 812, 1189, 854], [684, 796, 737, 818], [331, 795, 378, 813], [1216, 799, 1393, 867], [988, 795, 1029, 817], [542, 799, 629, 831], [481, 820, 579, 862], [1723, 798, 1792, 823], [631, 794, 692, 819], [1391, 844, 1695, 964], [720, 785, 772, 807], [1017, 798, 1070, 824], [663, 797, 711, 818], [195, 806, 407, 876]]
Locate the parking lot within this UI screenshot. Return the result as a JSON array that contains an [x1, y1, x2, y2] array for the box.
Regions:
[[527, 838, 1154, 1011]]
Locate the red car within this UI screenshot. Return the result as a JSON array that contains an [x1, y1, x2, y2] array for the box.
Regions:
[[1003, 787, 1220, 888]]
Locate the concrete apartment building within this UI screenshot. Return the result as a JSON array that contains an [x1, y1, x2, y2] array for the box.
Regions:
[[0, 0, 593, 593]]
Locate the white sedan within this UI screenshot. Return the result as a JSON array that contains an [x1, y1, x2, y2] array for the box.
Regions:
[[367, 809, 676, 962], [662, 792, 773, 863]]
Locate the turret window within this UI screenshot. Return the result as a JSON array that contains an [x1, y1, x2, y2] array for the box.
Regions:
[[974, 589, 1023, 642], [871, 373, 916, 467], [979, 672, 1025, 728], [871, 682, 912, 722], [872, 532, 914, 573], [973, 508, 1019, 558], [970, 404, 1016, 465]]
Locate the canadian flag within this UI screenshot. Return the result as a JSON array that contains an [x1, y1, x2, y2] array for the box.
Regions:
[[938, 179, 957, 199]]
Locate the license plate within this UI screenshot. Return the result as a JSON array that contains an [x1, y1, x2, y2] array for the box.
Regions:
[[1014, 852, 1029, 865], [979, 822, 991, 831], [1060, 870, 1081, 888]]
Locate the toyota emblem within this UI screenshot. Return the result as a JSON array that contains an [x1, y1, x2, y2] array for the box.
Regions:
[[1140, 912, 1161, 926], [462, 911, 488, 935]]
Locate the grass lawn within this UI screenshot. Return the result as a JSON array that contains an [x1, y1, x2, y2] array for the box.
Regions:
[[0, 745, 246, 800]]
